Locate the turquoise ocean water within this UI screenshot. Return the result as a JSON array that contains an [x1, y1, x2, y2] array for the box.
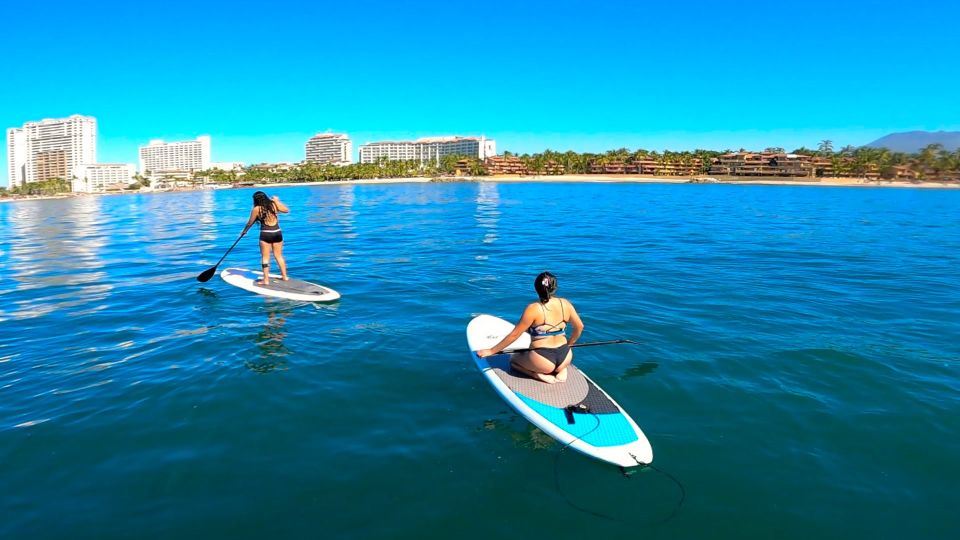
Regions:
[[1, 182, 958, 539]]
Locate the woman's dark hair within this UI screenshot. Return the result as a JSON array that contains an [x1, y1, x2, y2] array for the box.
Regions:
[[534, 271, 558, 303], [252, 191, 275, 222]]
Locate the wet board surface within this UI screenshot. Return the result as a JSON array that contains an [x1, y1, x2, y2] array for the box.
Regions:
[[220, 267, 341, 302]]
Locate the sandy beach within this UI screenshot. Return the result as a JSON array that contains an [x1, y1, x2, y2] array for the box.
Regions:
[[480, 174, 960, 188], [257, 174, 959, 189], [3, 174, 956, 203]]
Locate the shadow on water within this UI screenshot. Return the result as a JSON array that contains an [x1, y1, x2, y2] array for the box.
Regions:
[[479, 416, 558, 451], [618, 361, 659, 380], [480, 414, 686, 525], [195, 287, 218, 299]]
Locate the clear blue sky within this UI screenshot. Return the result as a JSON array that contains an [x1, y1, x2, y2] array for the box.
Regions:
[[3, 0, 958, 186]]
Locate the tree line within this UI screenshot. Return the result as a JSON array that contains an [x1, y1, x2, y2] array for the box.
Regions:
[[5, 142, 958, 196]]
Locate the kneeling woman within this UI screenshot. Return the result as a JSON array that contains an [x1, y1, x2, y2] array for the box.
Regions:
[[477, 272, 584, 384], [242, 191, 290, 285]]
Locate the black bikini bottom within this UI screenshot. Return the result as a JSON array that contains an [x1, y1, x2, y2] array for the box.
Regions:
[[259, 230, 283, 244], [530, 344, 571, 369]]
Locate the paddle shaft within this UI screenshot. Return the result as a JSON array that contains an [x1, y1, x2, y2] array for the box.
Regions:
[[196, 231, 245, 282], [503, 339, 637, 354], [213, 232, 245, 267]]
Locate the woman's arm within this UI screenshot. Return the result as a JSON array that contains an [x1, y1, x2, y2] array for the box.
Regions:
[[242, 206, 259, 235], [565, 299, 584, 346], [476, 305, 537, 357], [272, 196, 289, 213]]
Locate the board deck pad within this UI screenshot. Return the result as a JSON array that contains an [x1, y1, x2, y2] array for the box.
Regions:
[[258, 276, 333, 295], [485, 353, 618, 413], [220, 268, 340, 302]]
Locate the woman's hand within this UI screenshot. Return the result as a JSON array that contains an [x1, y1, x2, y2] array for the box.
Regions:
[[476, 348, 495, 358]]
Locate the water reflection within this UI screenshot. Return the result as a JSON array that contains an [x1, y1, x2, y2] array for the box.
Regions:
[[474, 181, 500, 251], [2, 197, 112, 319], [306, 185, 357, 268], [245, 302, 292, 373], [197, 189, 217, 241]]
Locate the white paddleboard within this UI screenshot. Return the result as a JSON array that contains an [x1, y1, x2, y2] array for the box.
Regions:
[[467, 314, 653, 467], [220, 267, 340, 302]]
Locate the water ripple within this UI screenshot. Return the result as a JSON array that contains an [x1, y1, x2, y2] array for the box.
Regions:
[[0, 183, 957, 538]]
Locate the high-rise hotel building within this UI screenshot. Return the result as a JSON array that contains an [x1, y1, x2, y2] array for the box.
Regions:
[[6, 115, 97, 187], [6, 128, 26, 188], [358, 136, 495, 164], [138, 136, 211, 176], [305, 133, 352, 165]]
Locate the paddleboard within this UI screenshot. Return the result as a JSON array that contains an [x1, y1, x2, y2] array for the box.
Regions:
[[466, 314, 653, 467], [220, 267, 340, 302]]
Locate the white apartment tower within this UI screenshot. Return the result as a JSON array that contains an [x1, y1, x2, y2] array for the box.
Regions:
[[6, 115, 97, 187], [358, 136, 495, 164], [139, 136, 211, 175], [72, 163, 137, 193], [305, 133, 352, 165], [6, 128, 26, 188]]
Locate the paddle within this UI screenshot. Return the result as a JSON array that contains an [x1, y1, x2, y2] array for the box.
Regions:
[[196, 231, 245, 282], [503, 339, 639, 354]]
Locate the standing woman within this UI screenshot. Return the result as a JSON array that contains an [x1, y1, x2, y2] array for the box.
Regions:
[[242, 191, 290, 285], [477, 272, 584, 384]]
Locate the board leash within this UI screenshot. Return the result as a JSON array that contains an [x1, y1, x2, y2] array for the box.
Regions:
[[553, 407, 687, 525]]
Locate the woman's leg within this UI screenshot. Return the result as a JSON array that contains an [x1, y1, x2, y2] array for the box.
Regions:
[[510, 351, 558, 384], [272, 241, 288, 280], [257, 241, 271, 285]]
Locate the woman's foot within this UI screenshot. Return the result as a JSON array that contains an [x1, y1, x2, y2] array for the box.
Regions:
[[532, 372, 558, 384], [256, 279, 270, 286], [554, 367, 568, 382], [510, 361, 557, 384], [280, 276, 290, 281]]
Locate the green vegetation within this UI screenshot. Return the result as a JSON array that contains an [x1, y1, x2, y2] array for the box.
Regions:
[[6, 144, 956, 196], [502, 144, 960, 180], [4, 177, 72, 196], [189, 143, 959, 185], [195, 155, 480, 185]]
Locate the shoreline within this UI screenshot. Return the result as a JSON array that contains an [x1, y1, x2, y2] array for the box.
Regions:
[[481, 174, 960, 188], [2, 174, 957, 203]]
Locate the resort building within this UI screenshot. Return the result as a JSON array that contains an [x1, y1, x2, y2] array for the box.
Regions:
[[72, 163, 137, 193], [6, 128, 26, 188], [6, 115, 97, 187], [208, 161, 245, 171], [139, 136, 211, 176], [305, 133, 352, 165], [358, 136, 496, 164], [708, 153, 816, 177], [588, 159, 703, 176], [478, 155, 565, 176]]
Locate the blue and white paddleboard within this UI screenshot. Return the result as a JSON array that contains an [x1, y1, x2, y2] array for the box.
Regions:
[[220, 267, 340, 302], [467, 314, 652, 467]]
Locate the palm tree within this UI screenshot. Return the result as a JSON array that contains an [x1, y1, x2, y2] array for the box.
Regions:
[[818, 140, 834, 156]]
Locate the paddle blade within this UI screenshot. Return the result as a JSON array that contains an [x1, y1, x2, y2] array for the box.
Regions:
[[196, 266, 217, 282]]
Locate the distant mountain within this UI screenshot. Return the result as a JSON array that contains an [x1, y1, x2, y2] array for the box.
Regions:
[[863, 131, 960, 153]]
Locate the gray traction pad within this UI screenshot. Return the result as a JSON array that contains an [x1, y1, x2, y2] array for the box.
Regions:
[[486, 353, 618, 413], [262, 279, 330, 295]]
